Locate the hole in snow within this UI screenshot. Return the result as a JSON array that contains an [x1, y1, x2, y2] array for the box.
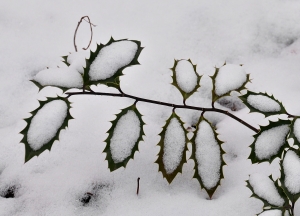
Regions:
[[79, 183, 111, 207], [0, 185, 19, 198]]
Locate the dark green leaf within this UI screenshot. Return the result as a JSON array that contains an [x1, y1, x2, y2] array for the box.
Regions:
[[20, 97, 73, 162], [103, 104, 145, 171]]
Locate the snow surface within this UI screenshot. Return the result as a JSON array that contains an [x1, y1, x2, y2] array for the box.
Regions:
[[67, 50, 90, 74], [34, 67, 83, 89], [175, 60, 198, 93], [162, 117, 186, 174], [293, 118, 300, 143], [27, 100, 68, 150], [259, 210, 282, 216], [89, 41, 138, 81], [195, 120, 221, 189], [110, 110, 141, 163], [2, 0, 300, 215], [283, 150, 300, 194], [249, 173, 284, 207], [255, 124, 290, 160], [247, 95, 281, 113], [215, 64, 247, 96]]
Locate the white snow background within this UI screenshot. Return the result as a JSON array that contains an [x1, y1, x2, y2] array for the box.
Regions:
[[1, 0, 300, 215]]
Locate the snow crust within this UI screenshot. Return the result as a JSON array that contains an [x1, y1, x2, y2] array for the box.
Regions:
[[249, 173, 284, 207], [247, 95, 281, 112], [195, 120, 221, 189], [283, 150, 300, 194], [110, 110, 141, 163], [175, 60, 198, 93], [293, 118, 300, 142], [27, 100, 68, 150], [163, 117, 186, 174], [89, 41, 138, 81], [34, 68, 83, 88], [259, 210, 282, 216], [255, 124, 290, 160], [215, 64, 247, 96]]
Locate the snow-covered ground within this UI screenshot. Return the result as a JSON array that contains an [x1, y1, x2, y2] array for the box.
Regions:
[[1, 0, 300, 215]]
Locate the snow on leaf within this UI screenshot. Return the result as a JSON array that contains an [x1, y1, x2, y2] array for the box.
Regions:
[[67, 50, 89, 74], [171, 59, 201, 100], [33, 67, 83, 91], [155, 112, 188, 183], [239, 91, 286, 117], [248, 174, 285, 207], [288, 118, 300, 147], [20, 97, 73, 162], [103, 104, 145, 172], [83, 38, 143, 89], [282, 150, 300, 196], [211, 63, 250, 102], [190, 116, 225, 198], [249, 120, 291, 163]]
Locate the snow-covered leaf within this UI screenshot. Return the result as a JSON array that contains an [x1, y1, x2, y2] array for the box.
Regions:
[[249, 120, 291, 163], [32, 67, 84, 92], [211, 63, 250, 102], [155, 112, 189, 183], [258, 209, 288, 216], [170, 59, 201, 100], [83, 38, 143, 90], [239, 91, 287, 117], [20, 97, 73, 162], [103, 104, 145, 172], [247, 174, 287, 208], [280, 150, 300, 202], [190, 116, 225, 198], [288, 117, 300, 147]]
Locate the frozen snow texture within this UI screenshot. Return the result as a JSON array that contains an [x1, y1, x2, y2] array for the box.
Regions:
[[175, 60, 198, 93], [89, 41, 138, 81], [34, 68, 83, 88], [293, 118, 300, 142], [255, 124, 290, 160], [215, 64, 247, 96], [163, 117, 186, 174], [27, 100, 68, 150], [249, 173, 284, 207], [283, 150, 300, 194], [110, 110, 141, 163], [259, 210, 282, 216], [195, 120, 221, 189], [247, 95, 281, 112], [67, 51, 89, 74]]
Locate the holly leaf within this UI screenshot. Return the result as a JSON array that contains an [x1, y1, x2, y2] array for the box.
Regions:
[[211, 63, 250, 103], [103, 104, 145, 171], [249, 119, 291, 164], [20, 97, 73, 162], [155, 112, 189, 183], [170, 59, 201, 101], [288, 117, 300, 147], [190, 116, 225, 198], [83, 38, 143, 90], [239, 91, 287, 117]]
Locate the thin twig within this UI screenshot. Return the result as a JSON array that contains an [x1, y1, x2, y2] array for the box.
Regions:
[[136, 177, 140, 195], [73, 16, 96, 52], [65, 91, 260, 133]]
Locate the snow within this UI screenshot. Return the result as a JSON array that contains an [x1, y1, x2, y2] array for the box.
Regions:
[[283, 150, 300, 194], [175, 60, 198, 93], [34, 67, 83, 89], [247, 95, 281, 113], [293, 118, 300, 142], [195, 120, 221, 189], [27, 100, 68, 151], [255, 124, 290, 160], [110, 110, 141, 163], [89, 41, 138, 81], [215, 64, 247, 96], [249, 173, 284, 207], [2, 0, 300, 215], [163, 117, 186, 174], [67, 50, 90, 74], [258, 210, 282, 216]]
